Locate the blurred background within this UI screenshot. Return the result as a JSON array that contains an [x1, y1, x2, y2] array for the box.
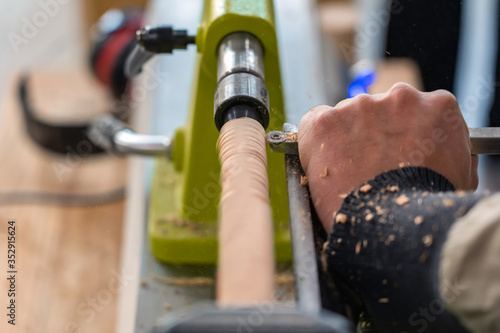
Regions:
[[0, 0, 147, 75]]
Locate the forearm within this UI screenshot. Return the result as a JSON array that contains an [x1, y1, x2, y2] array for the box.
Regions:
[[324, 167, 485, 332]]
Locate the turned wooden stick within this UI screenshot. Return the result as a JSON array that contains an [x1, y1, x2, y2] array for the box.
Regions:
[[216, 117, 275, 305]]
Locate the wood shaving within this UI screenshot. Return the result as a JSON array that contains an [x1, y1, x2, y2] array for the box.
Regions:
[[331, 251, 336, 256], [320, 251, 328, 271], [141, 279, 148, 287], [365, 213, 374, 222], [363, 239, 368, 248], [419, 251, 429, 263], [300, 176, 309, 186], [337, 238, 342, 244], [355, 241, 361, 254], [378, 298, 389, 303], [414, 216, 424, 225], [394, 194, 410, 205], [387, 185, 399, 193], [156, 273, 296, 288], [152, 273, 214, 286], [335, 213, 348, 224], [160, 214, 183, 225], [286, 133, 298, 142], [385, 234, 396, 245], [360, 184, 372, 193], [159, 215, 201, 233], [319, 167, 329, 178], [375, 206, 388, 215], [422, 235, 433, 247], [275, 273, 295, 285], [322, 241, 329, 252], [339, 193, 348, 199], [443, 198, 454, 207], [320, 143, 325, 152], [457, 191, 465, 198]]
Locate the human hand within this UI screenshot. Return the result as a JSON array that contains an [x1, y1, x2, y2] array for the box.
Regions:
[[298, 83, 478, 233]]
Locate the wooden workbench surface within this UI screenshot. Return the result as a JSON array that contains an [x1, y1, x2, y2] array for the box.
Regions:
[[0, 69, 126, 333]]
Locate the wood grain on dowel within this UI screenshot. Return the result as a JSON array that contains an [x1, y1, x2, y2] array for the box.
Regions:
[[217, 118, 275, 305]]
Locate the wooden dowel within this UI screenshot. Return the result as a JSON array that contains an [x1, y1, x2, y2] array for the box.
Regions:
[[216, 117, 275, 306]]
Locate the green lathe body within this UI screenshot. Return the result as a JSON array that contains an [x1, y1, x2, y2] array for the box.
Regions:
[[149, 0, 291, 264]]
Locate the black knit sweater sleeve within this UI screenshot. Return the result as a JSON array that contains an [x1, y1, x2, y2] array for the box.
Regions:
[[325, 167, 485, 333]]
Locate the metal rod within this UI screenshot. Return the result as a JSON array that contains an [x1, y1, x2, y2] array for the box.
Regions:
[[268, 127, 500, 156], [285, 155, 322, 314], [88, 115, 171, 157], [214, 32, 270, 130], [217, 32, 265, 82], [283, 123, 322, 315], [114, 129, 171, 156], [469, 127, 500, 155], [124, 43, 155, 78]]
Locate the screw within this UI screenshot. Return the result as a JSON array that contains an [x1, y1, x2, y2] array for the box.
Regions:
[[271, 133, 281, 140], [268, 131, 284, 143]]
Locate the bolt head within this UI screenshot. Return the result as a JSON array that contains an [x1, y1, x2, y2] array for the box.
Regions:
[[267, 131, 285, 143]]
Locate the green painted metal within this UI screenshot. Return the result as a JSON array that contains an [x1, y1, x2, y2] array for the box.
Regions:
[[149, 0, 291, 264], [149, 158, 292, 264]]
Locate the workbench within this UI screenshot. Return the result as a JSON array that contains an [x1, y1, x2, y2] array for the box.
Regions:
[[0, 69, 125, 333]]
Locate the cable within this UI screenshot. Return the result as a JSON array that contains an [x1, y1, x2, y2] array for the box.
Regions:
[[0, 187, 126, 206]]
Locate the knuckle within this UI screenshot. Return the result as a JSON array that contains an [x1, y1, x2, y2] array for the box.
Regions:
[[388, 82, 419, 101], [315, 108, 338, 130], [431, 89, 459, 108], [312, 104, 335, 116], [299, 105, 334, 133], [352, 93, 373, 108]]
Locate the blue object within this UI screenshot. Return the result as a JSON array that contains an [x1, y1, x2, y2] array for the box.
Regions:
[[348, 69, 376, 98]]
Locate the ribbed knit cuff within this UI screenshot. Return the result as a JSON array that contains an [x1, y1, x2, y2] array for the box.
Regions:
[[339, 167, 455, 218]]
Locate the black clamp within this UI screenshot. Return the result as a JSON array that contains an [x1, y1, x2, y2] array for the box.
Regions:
[[125, 26, 196, 77], [137, 26, 195, 53]]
